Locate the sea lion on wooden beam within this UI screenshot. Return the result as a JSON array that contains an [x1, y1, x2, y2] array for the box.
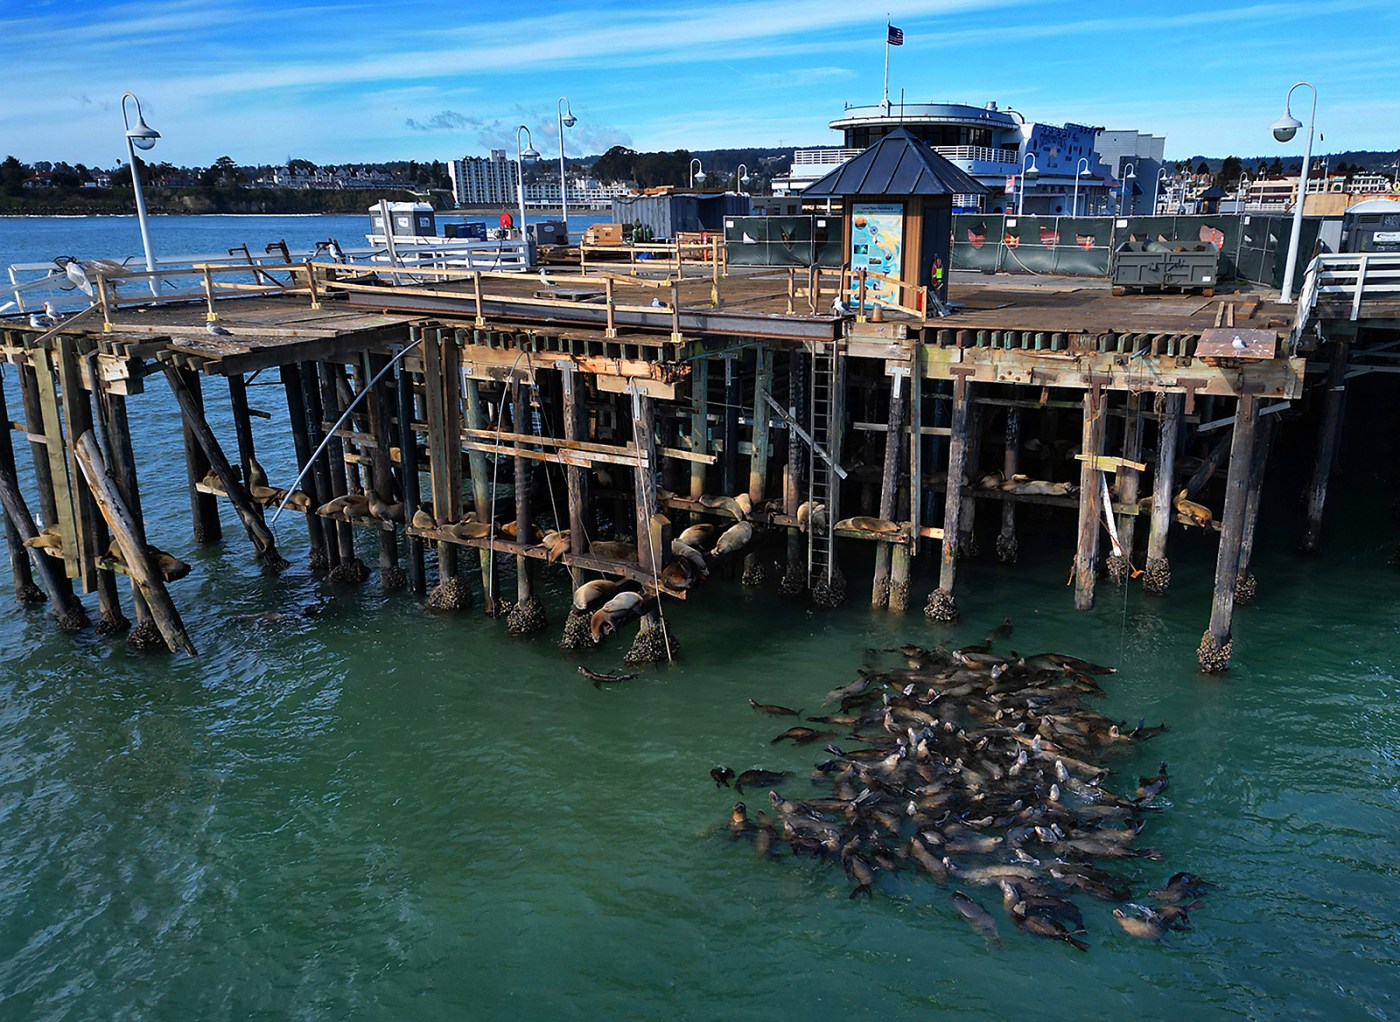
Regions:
[[796, 501, 828, 533], [317, 493, 370, 517], [677, 523, 719, 550], [440, 519, 495, 540], [710, 521, 753, 558], [542, 529, 571, 564], [660, 555, 700, 592], [502, 520, 544, 543], [833, 516, 901, 535], [275, 489, 312, 512], [23, 527, 63, 552], [247, 455, 269, 490], [698, 492, 752, 520], [1173, 489, 1213, 528], [589, 590, 647, 642], [572, 579, 634, 612], [671, 538, 709, 576], [368, 491, 404, 523]]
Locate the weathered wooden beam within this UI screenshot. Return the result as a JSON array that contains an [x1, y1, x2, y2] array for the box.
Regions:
[[95, 383, 158, 641], [462, 373, 498, 613], [1302, 335, 1349, 553], [365, 351, 402, 590], [1073, 385, 1108, 610], [316, 362, 358, 569], [73, 430, 196, 656], [748, 347, 773, 504], [997, 406, 1021, 563], [30, 349, 82, 581], [300, 361, 341, 565], [927, 370, 973, 621], [1143, 393, 1183, 594], [278, 363, 330, 567], [560, 365, 588, 590], [722, 352, 740, 495], [689, 357, 709, 500], [163, 364, 287, 569], [1113, 393, 1143, 575], [173, 367, 222, 545], [1234, 414, 1276, 606], [395, 350, 426, 595], [872, 362, 906, 608], [511, 378, 533, 604], [1200, 394, 1259, 673], [227, 373, 259, 487]]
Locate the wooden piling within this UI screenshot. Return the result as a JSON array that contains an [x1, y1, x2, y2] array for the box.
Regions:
[[871, 362, 906, 608], [73, 430, 196, 655], [1073, 384, 1107, 611], [394, 351, 426, 595], [365, 351, 403, 591], [748, 348, 773, 504], [300, 362, 341, 565], [780, 349, 805, 595], [1199, 394, 1259, 672], [559, 365, 588, 589], [174, 367, 222, 545], [315, 362, 360, 574], [278, 363, 330, 567], [959, 400, 983, 558], [505, 375, 547, 634], [996, 407, 1021, 563], [462, 373, 499, 613], [164, 365, 287, 570], [927, 370, 972, 621], [722, 351, 740, 496], [1302, 335, 1349, 553], [423, 332, 467, 610], [227, 373, 259, 490], [1143, 392, 1183, 594], [1108, 393, 1143, 583], [1233, 414, 1276, 607], [95, 383, 161, 646], [689, 357, 709, 500]]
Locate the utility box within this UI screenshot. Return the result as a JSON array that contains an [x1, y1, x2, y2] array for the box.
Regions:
[[369, 202, 436, 238], [1342, 199, 1400, 253], [1112, 241, 1219, 295], [528, 220, 568, 247]]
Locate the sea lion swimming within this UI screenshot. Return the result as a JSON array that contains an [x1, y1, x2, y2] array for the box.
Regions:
[[577, 666, 637, 686], [1135, 761, 1169, 802], [733, 768, 791, 794], [833, 516, 900, 535], [1112, 906, 1168, 940], [951, 891, 1000, 944], [770, 726, 837, 745], [1013, 901, 1089, 951], [748, 698, 800, 717], [711, 766, 735, 788]]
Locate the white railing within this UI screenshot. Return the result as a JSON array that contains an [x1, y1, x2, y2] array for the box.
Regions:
[[933, 145, 1019, 165], [792, 148, 863, 166], [1291, 251, 1400, 349]]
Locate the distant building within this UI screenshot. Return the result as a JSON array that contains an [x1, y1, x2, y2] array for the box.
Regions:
[[1093, 130, 1165, 215], [772, 100, 1142, 216], [449, 150, 517, 206]]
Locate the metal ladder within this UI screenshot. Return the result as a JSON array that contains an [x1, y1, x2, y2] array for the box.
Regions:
[[806, 338, 842, 587]]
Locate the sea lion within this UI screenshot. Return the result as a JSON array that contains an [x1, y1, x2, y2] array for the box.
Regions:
[[729, 802, 749, 833], [660, 555, 699, 592], [770, 726, 837, 745], [734, 768, 791, 794], [671, 538, 709, 576], [1012, 901, 1089, 951], [368, 491, 404, 523], [589, 591, 645, 641], [796, 500, 828, 534], [1112, 907, 1167, 940], [711, 766, 735, 788], [103, 540, 191, 582], [411, 507, 437, 530], [577, 666, 637, 686], [676, 523, 719, 550], [698, 492, 751, 520], [1174, 489, 1213, 528], [200, 469, 228, 495], [833, 516, 900, 535], [440, 520, 495, 540], [247, 456, 269, 490], [1007, 478, 1076, 497], [317, 494, 369, 517], [589, 540, 640, 563], [710, 521, 753, 558], [276, 489, 312, 512], [572, 579, 629, 613], [23, 527, 63, 552], [748, 698, 800, 717], [542, 530, 571, 563], [501, 520, 544, 543], [951, 891, 1000, 945], [1135, 761, 1169, 802], [976, 471, 1005, 489]]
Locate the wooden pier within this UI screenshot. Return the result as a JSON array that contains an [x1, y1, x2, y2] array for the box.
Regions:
[[1, 243, 1390, 670]]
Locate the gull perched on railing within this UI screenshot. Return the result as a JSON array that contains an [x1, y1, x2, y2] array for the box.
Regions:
[[54, 256, 133, 297]]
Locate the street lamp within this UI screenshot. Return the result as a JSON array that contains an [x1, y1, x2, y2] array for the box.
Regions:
[[516, 125, 540, 265], [689, 158, 705, 189], [1272, 80, 1317, 302], [1237, 174, 1250, 212], [1072, 157, 1090, 217], [556, 97, 576, 239], [1015, 152, 1038, 217], [1153, 167, 1170, 214], [121, 92, 160, 297], [1118, 162, 1137, 216], [736, 163, 750, 194]]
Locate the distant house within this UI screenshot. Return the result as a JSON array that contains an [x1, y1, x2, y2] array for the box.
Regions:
[[22, 173, 54, 189]]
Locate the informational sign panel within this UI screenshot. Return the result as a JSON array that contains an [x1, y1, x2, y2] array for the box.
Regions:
[[849, 202, 904, 307]]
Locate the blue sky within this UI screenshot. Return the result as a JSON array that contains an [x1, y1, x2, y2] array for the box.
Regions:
[[2, 0, 1397, 167]]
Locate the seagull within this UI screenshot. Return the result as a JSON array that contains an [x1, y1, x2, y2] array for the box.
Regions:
[[56, 256, 129, 298], [29, 302, 58, 330], [1231, 335, 1248, 351], [831, 296, 852, 316], [539, 269, 553, 287], [206, 321, 232, 337], [651, 297, 666, 308]]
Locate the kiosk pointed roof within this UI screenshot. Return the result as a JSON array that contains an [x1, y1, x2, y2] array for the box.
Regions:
[[803, 127, 989, 197]]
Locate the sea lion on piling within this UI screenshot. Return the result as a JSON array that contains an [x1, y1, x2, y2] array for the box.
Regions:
[[1000, 476, 1077, 497], [411, 507, 437, 530], [573, 579, 631, 612], [317, 494, 367, 516], [247, 456, 269, 490], [833, 516, 900, 535], [276, 489, 312, 512], [588, 540, 641, 563], [710, 521, 753, 559], [671, 538, 709, 576], [1174, 489, 1213, 528], [676, 523, 719, 550], [589, 591, 646, 641], [103, 540, 191, 582], [698, 492, 752, 520]]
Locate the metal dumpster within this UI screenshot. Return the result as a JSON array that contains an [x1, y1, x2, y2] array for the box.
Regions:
[[1112, 241, 1219, 295]]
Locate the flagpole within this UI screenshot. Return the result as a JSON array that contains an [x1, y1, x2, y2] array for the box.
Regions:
[[883, 17, 891, 114]]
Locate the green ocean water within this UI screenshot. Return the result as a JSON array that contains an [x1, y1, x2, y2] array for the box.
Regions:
[[1, 217, 1397, 1020]]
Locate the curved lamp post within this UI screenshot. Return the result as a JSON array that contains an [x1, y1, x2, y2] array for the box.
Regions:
[[121, 92, 160, 297], [516, 125, 540, 264], [1272, 80, 1317, 301], [689, 158, 705, 189], [1154, 167, 1170, 214], [1016, 152, 1038, 217], [1072, 157, 1090, 217], [556, 97, 576, 238], [1118, 162, 1137, 216], [736, 163, 750, 194]]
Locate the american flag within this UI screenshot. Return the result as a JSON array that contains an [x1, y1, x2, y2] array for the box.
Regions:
[[887, 24, 904, 45]]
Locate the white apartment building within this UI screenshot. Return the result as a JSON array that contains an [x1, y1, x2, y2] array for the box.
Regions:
[[449, 150, 518, 206]]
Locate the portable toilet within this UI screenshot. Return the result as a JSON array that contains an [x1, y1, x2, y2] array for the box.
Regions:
[[801, 127, 987, 307]]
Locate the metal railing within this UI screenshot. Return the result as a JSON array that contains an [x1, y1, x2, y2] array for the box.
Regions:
[[933, 145, 1019, 165], [791, 148, 863, 166], [1291, 251, 1400, 350]]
